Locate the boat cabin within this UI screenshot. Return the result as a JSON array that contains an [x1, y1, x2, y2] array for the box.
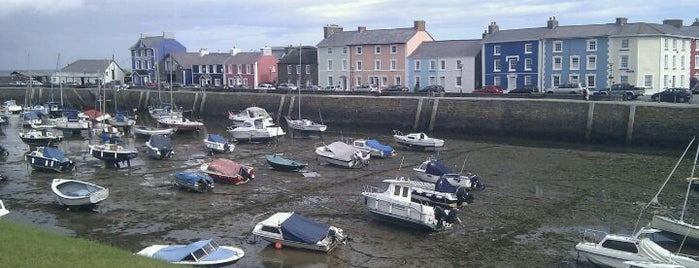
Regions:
[[386, 180, 413, 202]]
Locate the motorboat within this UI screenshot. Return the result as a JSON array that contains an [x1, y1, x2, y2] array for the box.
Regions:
[[107, 110, 136, 128], [3, 99, 23, 114], [413, 158, 485, 191], [315, 141, 370, 168], [145, 134, 175, 160], [252, 212, 348, 253], [575, 227, 699, 268], [227, 117, 285, 142], [352, 139, 395, 158], [173, 172, 214, 193], [21, 111, 43, 128], [402, 177, 473, 208], [51, 110, 91, 133], [19, 129, 64, 147], [0, 200, 8, 217], [137, 239, 245, 266], [392, 130, 444, 149], [200, 158, 255, 185], [24, 146, 76, 173], [51, 178, 109, 207], [157, 113, 204, 132], [147, 101, 175, 120], [83, 109, 111, 122], [265, 154, 307, 172], [132, 125, 177, 138], [284, 116, 327, 132], [88, 135, 138, 168], [203, 134, 235, 153], [92, 122, 124, 138], [361, 178, 460, 231], [228, 106, 271, 127]]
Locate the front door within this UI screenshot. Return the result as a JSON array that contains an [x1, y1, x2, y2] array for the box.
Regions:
[[507, 74, 517, 91]]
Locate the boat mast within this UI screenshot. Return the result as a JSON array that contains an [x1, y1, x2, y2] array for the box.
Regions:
[[680, 140, 699, 221], [297, 44, 301, 120], [57, 53, 63, 107]]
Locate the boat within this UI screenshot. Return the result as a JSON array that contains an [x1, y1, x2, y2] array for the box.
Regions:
[[24, 146, 75, 173], [148, 100, 176, 120], [157, 114, 204, 132], [352, 139, 395, 158], [88, 134, 138, 168], [19, 129, 64, 147], [51, 178, 109, 207], [132, 125, 177, 137], [92, 122, 124, 138], [136, 239, 245, 266], [575, 227, 699, 268], [51, 109, 91, 133], [228, 106, 271, 127], [20, 111, 43, 128], [145, 134, 175, 160], [199, 158, 255, 185], [392, 130, 444, 149], [315, 141, 370, 168], [265, 154, 307, 171], [83, 109, 111, 122], [403, 177, 473, 208], [0, 200, 8, 217], [624, 261, 686, 268], [203, 134, 235, 153], [413, 158, 485, 191], [361, 178, 460, 231], [284, 45, 327, 133], [252, 212, 348, 253], [3, 99, 23, 114], [107, 110, 136, 128], [227, 117, 286, 142], [173, 172, 214, 193]]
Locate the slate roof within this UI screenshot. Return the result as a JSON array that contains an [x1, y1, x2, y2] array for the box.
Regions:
[[225, 52, 262, 64], [278, 47, 318, 64], [168, 52, 231, 68], [543, 23, 619, 39], [614, 22, 689, 37], [482, 27, 550, 43], [129, 36, 165, 50], [61, 59, 116, 73], [317, 27, 419, 47], [682, 25, 699, 37], [408, 40, 481, 59]]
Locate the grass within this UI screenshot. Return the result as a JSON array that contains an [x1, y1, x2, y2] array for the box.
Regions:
[[0, 220, 176, 268]]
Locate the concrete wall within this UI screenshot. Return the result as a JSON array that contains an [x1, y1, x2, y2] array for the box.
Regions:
[[2, 87, 698, 147]]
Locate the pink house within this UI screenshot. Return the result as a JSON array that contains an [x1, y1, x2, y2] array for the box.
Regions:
[[224, 47, 278, 88]]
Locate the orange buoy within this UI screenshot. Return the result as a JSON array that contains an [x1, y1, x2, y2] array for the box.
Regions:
[[274, 241, 283, 249]]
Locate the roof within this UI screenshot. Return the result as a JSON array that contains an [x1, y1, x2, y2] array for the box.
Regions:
[[169, 52, 231, 68], [317, 27, 420, 47], [543, 23, 620, 39], [61, 59, 115, 73], [226, 51, 262, 64], [129, 36, 165, 50], [278, 47, 318, 64], [408, 40, 481, 59], [482, 27, 550, 43]]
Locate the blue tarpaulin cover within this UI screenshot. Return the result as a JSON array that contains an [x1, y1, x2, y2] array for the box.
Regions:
[[153, 239, 213, 262], [23, 111, 40, 120], [42, 147, 67, 161], [280, 213, 330, 244], [174, 172, 214, 185], [149, 135, 173, 149], [207, 134, 227, 143], [424, 160, 454, 176], [435, 175, 460, 193], [366, 139, 393, 155]]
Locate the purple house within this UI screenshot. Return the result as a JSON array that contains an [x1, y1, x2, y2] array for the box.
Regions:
[[129, 32, 186, 87]]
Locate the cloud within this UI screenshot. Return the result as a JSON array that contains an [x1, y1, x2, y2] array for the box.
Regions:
[[0, 0, 85, 18]]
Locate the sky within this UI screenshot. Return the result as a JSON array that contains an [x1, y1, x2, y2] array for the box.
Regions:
[[0, 0, 697, 71]]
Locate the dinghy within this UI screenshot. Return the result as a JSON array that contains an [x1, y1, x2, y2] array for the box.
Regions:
[[137, 239, 244, 266], [51, 178, 109, 207]]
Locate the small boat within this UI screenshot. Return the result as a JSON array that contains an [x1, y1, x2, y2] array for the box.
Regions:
[[145, 134, 175, 159], [284, 116, 327, 132], [21, 111, 43, 128], [51, 110, 91, 133], [92, 122, 124, 138], [200, 158, 255, 185], [352, 139, 395, 158], [203, 134, 235, 153], [413, 158, 485, 191], [24, 146, 76, 173], [19, 129, 64, 147], [0, 199, 9, 217], [157, 114, 204, 132], [402, 177, 473, 208], [227, 117, 285, 142], [315, 141, 370, 168], [88, 135, 138, 168], [51, 178, 109, 207], [228, 106, 271, 127], [137, 239, 245, 266], [252, 212, 348, 252], [3, 99, 23, 114], [265, 154, 307, 171], [361, 178, 460, 231], [148, 101, 175, 119], [83, 109, 111, 122], [173, 172, 214, 193], [107, 110, 136, 128], [392, 130, 444, 149], [132, 125, 177, 137]]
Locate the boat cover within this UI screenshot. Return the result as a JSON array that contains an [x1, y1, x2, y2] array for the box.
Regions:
[[101, 132, 124, 144], [366, 139, 393, 155], [153, 239, 214, 262], [280, 213, 330, 244], [42, 146, 67, 161], [22, 111, 40, 120], [325, 142, 355, 161], [435, 175, 459, 193], [149, 135, 173, 149], [207, 134, 227, 143], [207, 158, 243, 176], [638, 238, 678, 264], [424, 160, 454, 176], [114, 111, 128, 122], [83, 109, 104, 120], [174, 172, 214, 185], [63, 110, 80, 122]]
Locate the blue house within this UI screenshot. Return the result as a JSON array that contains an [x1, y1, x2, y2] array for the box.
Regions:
[[407, 40, 481, 93], [129, 32, 186, 87], [164, 49, 230, 87], [481, 21, 548, 91]]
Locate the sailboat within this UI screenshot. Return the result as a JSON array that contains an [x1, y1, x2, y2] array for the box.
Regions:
[[88, 82, 138, 168], [156, 56, 203, 132], [284, 45, 327, 133]]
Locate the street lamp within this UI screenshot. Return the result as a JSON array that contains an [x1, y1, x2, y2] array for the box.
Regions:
[[458, 61, 464, 95]]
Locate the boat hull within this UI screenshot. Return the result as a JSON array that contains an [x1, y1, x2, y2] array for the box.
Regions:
[[265, 155, 306, 171], [25, 154, 75, 173], [575, 242, 649, 268], [650, 215, 699, 245], [137, 245, 244, 266], [229, 129, 285, 142], [89, 144, 138, 167], [203, 140, 234, 153], [361, 193, 450, 231], [132, 125, 176, 137], [254, 235, 335, 252], [51, 179, 109, 207], [316, 154, 365, 168]]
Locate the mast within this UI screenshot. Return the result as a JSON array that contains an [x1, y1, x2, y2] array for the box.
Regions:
[[297, 44, 301, 120], [680, 140, 699, 221], [58, 53, 63, 107]]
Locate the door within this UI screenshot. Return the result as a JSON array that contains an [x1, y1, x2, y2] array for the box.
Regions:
[[507, 74, 517, 91]]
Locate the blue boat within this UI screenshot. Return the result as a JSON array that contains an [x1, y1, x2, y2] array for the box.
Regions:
[[145, 134, 174, 160], [173, 172, 214, 193], [25, 146, 75, 173], [265, 154, 307, 171], [203, 134, 234, 153], [413, 159, 485, 191], [137, 239, 245, 266], [352, 139, 395, 158]]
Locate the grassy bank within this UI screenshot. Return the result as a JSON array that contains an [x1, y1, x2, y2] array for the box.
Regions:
[[0, 220, 175, 268]]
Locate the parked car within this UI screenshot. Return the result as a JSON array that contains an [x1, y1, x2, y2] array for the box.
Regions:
[[650, 87, 692, 103], [324, 85, 342, 91], [385, 85, 409, 91], [257, 83, 276, 90], [418, 85, 445, 93], [9, 81, 26, 86], [474, 85, 504, 94], [691, 84, 699, 94], [277, 83, 298, 91], [594, 83, 645, 100], [29, 80, 43, 86], [545, 83, 586, 94], [507, 85, 538, 94], [355, 84, 378, 92]]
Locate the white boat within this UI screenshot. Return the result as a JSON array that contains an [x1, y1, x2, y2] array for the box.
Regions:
[[203, 133, 234, 153], [132, 125, 177, 137], [399, 177, 473, 208], [137, 239, 244, 266], [228, 106, 271, 127], [285, 116, 327, 132], [252, 212, 348, 253], [315, 141, 370, 168], [0, 199, 8, 217], [392, 130, 444, 149], [19, 129, 64, 147], [227, 117, 285, 142], [92, 122, 124, 138], [157, 113, 204, 132], [352, 139, 395, 158], [413, 158, 486, 191], [575, 227, 699, 268], [50, 112, 91, 133], [362, 178, 460, 231], [145, 134, 175, 160], [3, 99, 23, 114], [89, 137, 138, 168], [51, 178, 109, 207]]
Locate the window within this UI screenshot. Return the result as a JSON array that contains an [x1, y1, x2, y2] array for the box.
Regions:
[[663, 75, 668, 88], [439, 76, 445, 86], [525, 43, 533, 54], [672, 55, 676, 69], [682, 40, 686, 51], [382, 76, 388, 86], [673, 39, 677, 50], [552, 74, 561, 86], [620, 75, 628, 84], [356, 47, 362, 54], [587, 40, 597, 51], [328, 47, 332, 54], [620, 39, 629, 49], [587, 55, 597, 70], [428, 76, 436, 85], [456, 76, 462, 87], [296, 65, 300, 75], [328, 60, 333, 70], [327, 76, 333, 87], [343, 47, 347, 54], [356, 77, 362, 87], [415, 76, 420, 87], [390, 59, 396, 70], [696, 55, 699, 69], [664, 55, 669, 69], [429, 60, 436, 70], [524, 75, 532, 86], [391, 45, 397, 54], [246, 64, 251, 74], [342, 59, 347, 70], [456, 60, 462, 70], [356, 61, 362, 71], [494, 59, 501, 72], [620, 55, 629, 69], [237, 64, 242, 74], [374, 59, 381, 70], [395, 76, 401, 85], [586, 75, 596, 88], [305, 65, 310, 74], [286, 65, 291, 75], [644, 75, 653, 88], [569, 74, 579, 83], [570, 56, 580, 70], [494, 76, 501, 86], [375, 46, 381, 54], [553, 56, 562, 70], [440, 60, 446, 70], [602, 240, 638, 253], [493, 45, 500, 55], [664, 38, 668, 50], [415, 60, 421, 70], [553, 41, 563, 52], [681, 56, 685, 69], [508, 57, 517, 71]]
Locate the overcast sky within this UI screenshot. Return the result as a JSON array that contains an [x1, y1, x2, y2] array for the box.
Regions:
[[1, 0, 697, 71]]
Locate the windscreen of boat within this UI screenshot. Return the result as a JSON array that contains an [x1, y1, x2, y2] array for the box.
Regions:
[[207, 134, 227, 143], [42, 147, 66, 161], [280, 213, 331, 244], [153, 239, 213, 262], [149, 135, 173, 149]]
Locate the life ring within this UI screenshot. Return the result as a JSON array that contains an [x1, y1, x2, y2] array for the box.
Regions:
[[274, 241, 283, 249]]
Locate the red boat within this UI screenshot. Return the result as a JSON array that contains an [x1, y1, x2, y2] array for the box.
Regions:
[[200, 158, 255, 185]]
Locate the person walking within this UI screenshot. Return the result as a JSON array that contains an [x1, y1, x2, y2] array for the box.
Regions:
[[582, 86, 589, 101]]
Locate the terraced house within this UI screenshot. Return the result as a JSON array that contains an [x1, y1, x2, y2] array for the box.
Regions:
[[129, 32, 186, 87], [407, 39, 482, 93]]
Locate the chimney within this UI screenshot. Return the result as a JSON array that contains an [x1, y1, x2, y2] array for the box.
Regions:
[[199, 48, 209, 56], [547, 16, 559, 29], [615, 17, 628, 26], [662, 19, 683, 28], [261, 46, 272, 56], [162, 32, 174, 39], [229, 47, 241, 56], [487, 21, 499, 34], [693, 18, 699, 26], [358, 26, 366, 32], [414, 20, 426, 31], [323, 24, 343, 38]]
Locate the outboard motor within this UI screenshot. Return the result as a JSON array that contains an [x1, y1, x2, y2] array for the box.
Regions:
[[469, 174, 486, 191], [434, 206, 447, 228], [445, 208, 459, 224], [455, 188, 474, 206]]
